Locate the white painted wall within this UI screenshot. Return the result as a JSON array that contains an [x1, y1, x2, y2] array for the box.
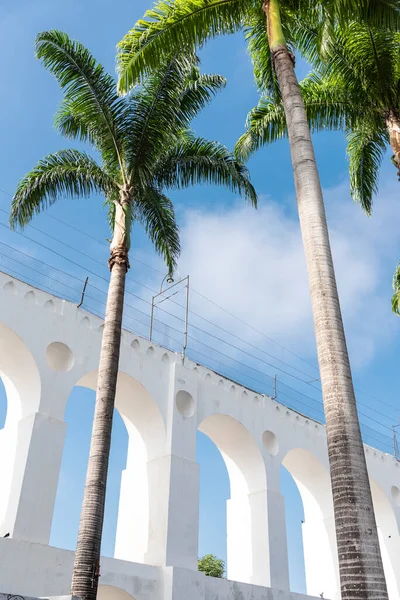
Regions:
[[0, 272, 399, 600]]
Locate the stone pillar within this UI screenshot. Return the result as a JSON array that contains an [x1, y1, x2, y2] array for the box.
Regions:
[[145, 453, 199, 569], [0, 412, 66, 543], [115, 446, 199, 570], [226, 494, 252, 584], [265, 487, 290, 590], [0, 423, 17, 534], [148, 362, 199, 570], [115, 361, 199, 571], [226, 488, 272, 587], [226, 457, 289, 589]]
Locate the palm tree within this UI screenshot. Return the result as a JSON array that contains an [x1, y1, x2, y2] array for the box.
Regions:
[[238, 22, 400, 214], [10, 30, 257, 600], [115, 3, 400, 599], [238, 21, 400, 313]]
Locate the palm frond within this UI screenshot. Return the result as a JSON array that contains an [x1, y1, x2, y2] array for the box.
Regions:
[[124, 55, 194, 179], [285, 14, 325, 70], [300, 72, 363, 129], [244, 5, 278, 95], [36, 30, 126, 176], [347, 126, 388, 215], [179, 68, 226, 119], [303, 22, 399, 110], [235, 71, 368, 161], [10, 149, 116, 228], [329, 0, 400, 31], [54, 99, 97, 145], [125, 55, 225, 180], [133, 187, 180, 273], [155, 134, 257, 206], [235, 97, 287, 161], [117, 0, 250, 94], [392, 262, 400, 315]]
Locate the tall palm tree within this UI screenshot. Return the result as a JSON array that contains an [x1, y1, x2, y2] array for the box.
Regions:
[[115, 3, 400, 599], [238, 21, 400, 312], [10, 30, 257, 600], [238, 22, 400, 213]]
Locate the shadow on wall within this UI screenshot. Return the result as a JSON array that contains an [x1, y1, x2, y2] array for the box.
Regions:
[[49, 386, 128, 556]]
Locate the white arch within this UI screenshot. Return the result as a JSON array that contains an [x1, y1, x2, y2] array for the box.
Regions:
[[370, 479, 400, 599], [78, 370, 165, 459], [98, 585, 135, 600], [283, 448, 338, 599], [0, 322, 41, 537], [198, 414, 267, 585], [76, 369, 166, 563], [0, 322, 41, 423]]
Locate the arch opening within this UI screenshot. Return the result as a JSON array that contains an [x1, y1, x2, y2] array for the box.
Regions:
[[0, 323, 41, 537], [282, 448, 338, 599], [51, 369, 165, 565], [197, 430, 229, 575], [198, 414, 267, 585], [50, 386, 128, 557], [0, 323, 41, 422]]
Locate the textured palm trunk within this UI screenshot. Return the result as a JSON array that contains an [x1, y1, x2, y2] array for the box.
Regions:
[[71, 188, 131, 600], [264, 1, 388, 598], [386, 110, 400, 178]]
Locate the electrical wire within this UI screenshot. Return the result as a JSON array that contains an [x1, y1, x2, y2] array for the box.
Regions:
[[0, 188, 398, 444]]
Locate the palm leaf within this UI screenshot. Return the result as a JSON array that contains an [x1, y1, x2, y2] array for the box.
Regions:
[[244, 5, 278, 95], [117, 0, 250, 94], [10, 149, 116, 228], [155, 134, 258, 206], [235, 98, 287, 161], [347, 126, 388, 214], [36, 30, 127, 177], [125, 54, 226, 180], [235, 71, 368, 161], [133, 187, 180, 273], [179, 67, 226, 118], [331, 0, 400, 31], [125, 55, 197, 180], [54, 99, 97, 145]]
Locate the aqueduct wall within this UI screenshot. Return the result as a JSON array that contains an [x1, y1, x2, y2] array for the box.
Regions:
[[0, 271, 399, 600]]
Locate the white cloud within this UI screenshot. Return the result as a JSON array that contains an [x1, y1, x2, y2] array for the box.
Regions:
[[170, 175, 400, 373]]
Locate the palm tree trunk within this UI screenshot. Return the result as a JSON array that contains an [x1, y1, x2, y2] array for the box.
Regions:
[[263, 1, 388, 598], [71, 190, 130, 600]]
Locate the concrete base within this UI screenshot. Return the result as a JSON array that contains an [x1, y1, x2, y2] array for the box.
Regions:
[[0, 538, 321, 600]]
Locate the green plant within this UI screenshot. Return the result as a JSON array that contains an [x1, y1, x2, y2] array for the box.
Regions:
[[198, 554, 225, 578]]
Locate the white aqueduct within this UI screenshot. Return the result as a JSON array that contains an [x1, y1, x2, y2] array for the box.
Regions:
[[0, 271, 399, 600]]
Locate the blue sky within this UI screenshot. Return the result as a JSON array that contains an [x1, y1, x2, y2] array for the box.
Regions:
[[0, 0, 399, 595]]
